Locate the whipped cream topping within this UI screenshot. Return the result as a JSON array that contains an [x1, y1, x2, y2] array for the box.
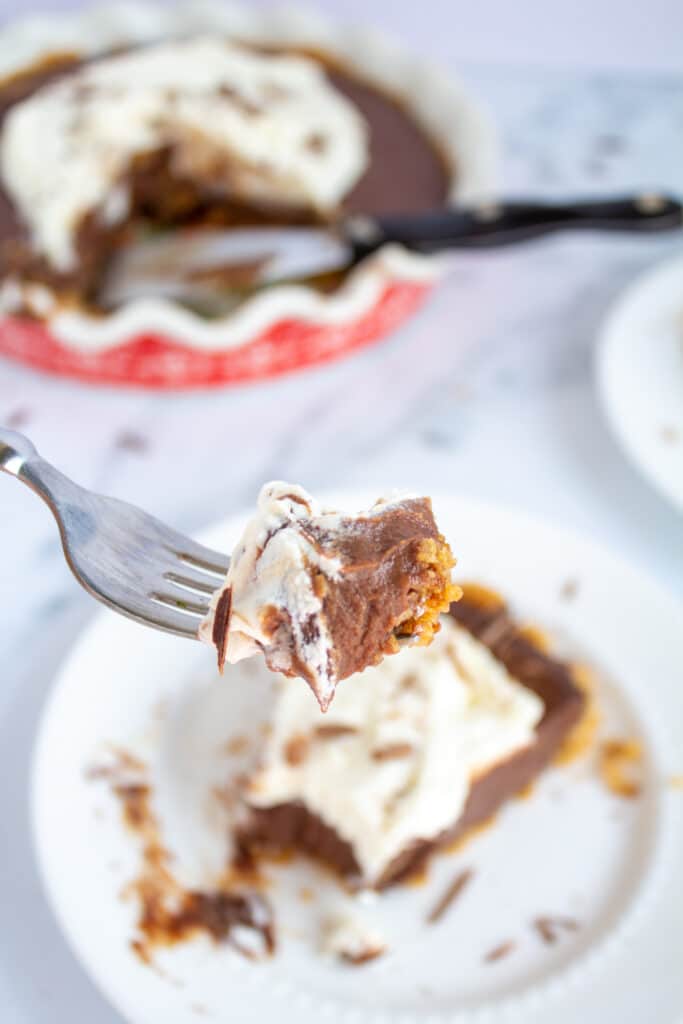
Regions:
[[0, 37, 368, 271], [201, 482, 422, 710], [246, 618, 544, 886]]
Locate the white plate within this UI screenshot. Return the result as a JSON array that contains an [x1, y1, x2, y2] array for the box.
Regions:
[[597, 254, 683, 512], [32, 496, 683, 1024]]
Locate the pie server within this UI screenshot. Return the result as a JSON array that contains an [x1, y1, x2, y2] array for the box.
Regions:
[[104, 193, 683, 307]]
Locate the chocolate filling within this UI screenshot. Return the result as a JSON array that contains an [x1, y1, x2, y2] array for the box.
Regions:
[[0, 45, 450, 307], [303, 497, 454, 686], [239, 590, 586, 888]]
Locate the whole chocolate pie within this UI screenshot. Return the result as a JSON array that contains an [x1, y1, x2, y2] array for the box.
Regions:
[[0, 36, 450, 316]]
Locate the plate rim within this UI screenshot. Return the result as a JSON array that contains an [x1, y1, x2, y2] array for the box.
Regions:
[[595, 252, 683, 514]]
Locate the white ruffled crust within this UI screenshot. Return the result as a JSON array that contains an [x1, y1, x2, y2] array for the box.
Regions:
[[0, 1, 498, 353]]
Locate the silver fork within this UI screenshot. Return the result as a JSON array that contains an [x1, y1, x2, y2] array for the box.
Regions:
[[0, 429, 229, 637]]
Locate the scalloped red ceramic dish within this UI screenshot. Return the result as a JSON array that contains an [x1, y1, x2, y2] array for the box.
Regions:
[[0, 280, 431, 389]]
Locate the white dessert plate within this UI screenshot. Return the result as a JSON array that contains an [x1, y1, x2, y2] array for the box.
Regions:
[[32, 495, 683, 1024], [597, 253, 683, 512]]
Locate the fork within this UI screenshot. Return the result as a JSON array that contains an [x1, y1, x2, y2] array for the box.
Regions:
[[0, 428, 229, 637]]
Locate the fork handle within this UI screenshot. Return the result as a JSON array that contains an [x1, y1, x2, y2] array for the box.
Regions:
[[0, 428, 83, 525], [344, 194, 683, 257], [0, 429, 39, 475]]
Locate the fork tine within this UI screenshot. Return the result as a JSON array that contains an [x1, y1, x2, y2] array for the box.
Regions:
[[149, 591, 209, 617], [163, 568, 218, 596], [172, 543, 230, 578]]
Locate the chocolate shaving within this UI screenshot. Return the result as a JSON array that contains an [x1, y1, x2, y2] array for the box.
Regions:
[[532, 915, 579, 944], [484, 939, 516, 963], [212, 587, 232, 671], [283, 734, 309, 766], [304, 131, 328, 154], [426, 868, 474, 924], [371, 742, 414, 761], [314, 723, 359, 739], [279, 492, 312, 511], [341, 945, 386, 965], [216, 83, 261, 116]]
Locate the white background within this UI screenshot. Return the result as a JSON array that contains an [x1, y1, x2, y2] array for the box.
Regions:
[[0, 3, 682, 1023]]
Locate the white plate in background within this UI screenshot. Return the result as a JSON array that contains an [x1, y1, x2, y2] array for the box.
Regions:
[[32, 496, 683, 1024], [597, 253, 683, 512]]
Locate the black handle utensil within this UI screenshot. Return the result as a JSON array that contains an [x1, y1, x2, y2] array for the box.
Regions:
[[344, 194, 683, 261], [103, 193, 683, 309]]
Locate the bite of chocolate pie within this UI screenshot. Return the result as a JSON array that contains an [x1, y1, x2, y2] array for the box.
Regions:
[[200, 483, 459, 711]]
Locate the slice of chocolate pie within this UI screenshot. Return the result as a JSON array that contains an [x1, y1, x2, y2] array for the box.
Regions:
[[200, 483, 458, 711], [237, 586, 586, 888]]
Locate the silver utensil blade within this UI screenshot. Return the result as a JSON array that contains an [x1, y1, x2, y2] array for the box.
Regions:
[[102, 227, 351, 308]]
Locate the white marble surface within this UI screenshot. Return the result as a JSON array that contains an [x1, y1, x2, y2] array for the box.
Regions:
[[1, 53, 683, 1024]]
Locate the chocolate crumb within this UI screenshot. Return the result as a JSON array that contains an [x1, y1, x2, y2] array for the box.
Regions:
[[314, 723, 359, 739], [560, 578, 579, 601], [399, 672, 419, 691], [484, 940, 516, 963], [426, 868, 474, 924], [85, 747, 147, 781], [115, 784, 151, 831], [532, 915, 579, 944], [5, 407, 31, 428], [371, 742, 414, 761], [600, 738, 642, 798], [284, 734, 309, 766], [224, 734, 250, 757], [115, 430, 149, 453]]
